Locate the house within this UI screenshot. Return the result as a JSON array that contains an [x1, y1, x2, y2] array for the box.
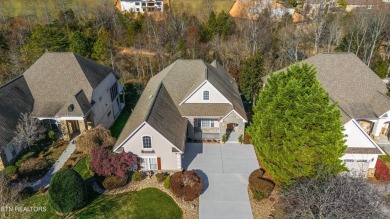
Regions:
[[345, 0, 381, 11], [269, 53, 388, 177], [117, 0, 164, 13], [114, 60, 247, 170], [0, 52, 125, 169]]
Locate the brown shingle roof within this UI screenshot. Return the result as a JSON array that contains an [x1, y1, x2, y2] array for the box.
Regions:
[[266, 53, 390, 123]]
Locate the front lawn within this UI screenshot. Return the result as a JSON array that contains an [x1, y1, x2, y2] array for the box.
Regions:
[[73, 157, 93, 180], [19, 188, 182, 219], [110, 110, 131, 138]]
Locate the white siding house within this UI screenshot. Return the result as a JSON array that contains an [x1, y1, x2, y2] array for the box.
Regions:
[[119, 0, 163, 13]]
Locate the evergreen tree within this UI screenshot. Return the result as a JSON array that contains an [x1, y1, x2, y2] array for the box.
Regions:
[[91, 27, 111, 66], [247, 64, 347, 185], [238, 53, 266, 104], [69, 30, 95, 57]]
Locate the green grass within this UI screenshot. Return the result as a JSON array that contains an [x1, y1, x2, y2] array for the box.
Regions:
[[110, 110, 131, 138], [19, 188, 182, 219], [73, 157, 93, 180], [75, 188, 182, 219], [380, 155, 390, 163]]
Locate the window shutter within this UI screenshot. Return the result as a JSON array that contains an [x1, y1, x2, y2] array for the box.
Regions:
[[137, 158, 141, 170], [157, 157, 161, 170]]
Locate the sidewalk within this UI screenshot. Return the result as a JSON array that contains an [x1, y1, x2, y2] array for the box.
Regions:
[[26, 141, 76, 190]]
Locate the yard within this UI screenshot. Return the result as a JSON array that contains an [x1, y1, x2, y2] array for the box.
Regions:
[[168, 0, 235, 19], [18, 188, 182, 219], [73, 157, 94, 180]]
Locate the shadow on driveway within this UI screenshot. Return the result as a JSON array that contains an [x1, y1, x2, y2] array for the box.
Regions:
[[195, 169, 209, 194], [182, 143, 203, 169]]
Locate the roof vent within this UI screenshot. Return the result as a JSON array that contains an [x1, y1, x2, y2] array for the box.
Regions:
[[68, 104, 74, 112], [149, 95, 153, 99]]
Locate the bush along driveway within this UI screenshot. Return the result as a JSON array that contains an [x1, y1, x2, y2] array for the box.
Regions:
[[183, 143, 259, 219]]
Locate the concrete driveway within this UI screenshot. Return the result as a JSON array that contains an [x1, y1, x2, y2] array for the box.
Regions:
[[183, 143, 259, 219]]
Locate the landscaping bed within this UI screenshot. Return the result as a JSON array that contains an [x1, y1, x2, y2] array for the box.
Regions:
[[73, 157, 93, 180]]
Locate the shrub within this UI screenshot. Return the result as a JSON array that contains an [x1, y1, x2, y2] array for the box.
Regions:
[[131, 171, 145, 182], [380, 155, 390, 163], [89, 147, 135, 177], [20, 187, 35, 199], [15, 152, 36, 167], [102, 176, 128, 190], [48, 169, 88, 213], [4, 166, 17, 176], [375, 159, 390, 181], [156, 172, 168, 183], [164, 175, 171, 189], [238, 134, 243, 144], [222, 134, 227, 143], [19, 157, 48, 176], [48, 130, 56, 139], [249, 169, 274, 201], [76, 125, 116, 155], [52, 139, 68, 148], [170, 170, 203, 201]]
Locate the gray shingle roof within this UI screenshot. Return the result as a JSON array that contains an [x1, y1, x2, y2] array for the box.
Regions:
[[0, 76, 34, 147], [23, 52, 114, 117], [267, 53, 390, 123], [345, 147, 383, 154], [115, 59, 247, 149]]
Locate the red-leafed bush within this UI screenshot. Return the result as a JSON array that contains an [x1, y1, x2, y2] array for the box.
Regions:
[[89, 147, 135, 177], [375, 159, 390, 181], [170, 170, 203, 201]]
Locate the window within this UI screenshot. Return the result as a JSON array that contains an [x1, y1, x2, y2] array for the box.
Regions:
[[196, 119, 215, 127], [110, 82, 118, 101], [356, 159, 368, 162], [344, 159, 355, 163], [142, 136, 152, 149], [141, 157, 157, 170], [11, 149, 16, 157], [203, 90, 210, 100]]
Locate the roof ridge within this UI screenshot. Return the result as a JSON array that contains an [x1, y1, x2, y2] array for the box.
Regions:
[[0, 75, 25, 90]]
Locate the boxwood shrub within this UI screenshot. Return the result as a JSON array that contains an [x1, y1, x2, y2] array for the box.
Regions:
[[48, 169, 88, 213], [164, 175, 171, 189], [4, 166, 17, 176]]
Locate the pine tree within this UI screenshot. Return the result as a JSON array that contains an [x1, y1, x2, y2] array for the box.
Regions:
[[69, 30, 94, 57], [91, 27, 111, 66], [238, 53, 266, 104], [247, 64, 347, 185]]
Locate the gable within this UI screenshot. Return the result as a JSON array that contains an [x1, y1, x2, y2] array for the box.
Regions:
[[181, 80, 231, 104]]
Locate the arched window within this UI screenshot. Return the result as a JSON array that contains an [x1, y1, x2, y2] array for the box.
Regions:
[[142, 136, 152, 149], [203, 90, 210, 100]]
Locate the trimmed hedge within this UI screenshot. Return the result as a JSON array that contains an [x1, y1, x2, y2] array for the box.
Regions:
[[131, 171, 145, 182], [249, 169, 274, 201], [48, 169, 88, 213], [164, 175, 171, 189], [170, 170, 202, 201], [156, 172, 169, 183], [4, 166, 17, 176], [102, 176, 128, 190]]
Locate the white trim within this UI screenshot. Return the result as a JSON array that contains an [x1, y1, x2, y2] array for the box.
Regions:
[[179, 80, 207, 105], [113, 122, 146, 152], [36, 116, 84, 121], [220, 110, 247, 123], [202, 90, 210, 101], [141, 135, 153, 150], [350, 119, 385, 155]]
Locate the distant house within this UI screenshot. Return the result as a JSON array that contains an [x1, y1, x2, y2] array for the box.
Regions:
[[345, 0, 381, 11], [117, 0, 164, 13], [0, 52, 125, 169], [269, 53, 388, 177], [114, 60, 247, 170]]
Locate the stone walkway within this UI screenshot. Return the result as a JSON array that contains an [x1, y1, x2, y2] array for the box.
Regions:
[[183, 143, 259, 219], [27, 141, 76, 190]]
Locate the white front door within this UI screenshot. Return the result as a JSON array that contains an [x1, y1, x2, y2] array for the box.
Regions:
[[140, 157, 158, 170]]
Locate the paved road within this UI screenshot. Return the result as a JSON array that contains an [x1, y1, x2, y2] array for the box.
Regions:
[[27, 141, 76, 190], [183, 143, 259, 219]]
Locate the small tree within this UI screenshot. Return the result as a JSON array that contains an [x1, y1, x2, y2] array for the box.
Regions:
[[248, 64, 347, 185], [76, 125, 115, 155], [48, 169, 88, 214], [281, 175, 387, 218], [89, 147, 135, 177], [238, 53, 266, 105], [0, 172, 20, 219], [14, 113, 45, 150]]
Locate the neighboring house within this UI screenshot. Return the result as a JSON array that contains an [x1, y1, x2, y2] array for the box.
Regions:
[[269, 53, 388, 177], [345, 0, 381, 11], [0, 52, 125, 169], [114, 60, 247, 170], [117, 0, 164, 13]]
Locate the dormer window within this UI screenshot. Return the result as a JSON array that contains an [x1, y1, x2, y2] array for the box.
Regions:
[[203, 90, 210, 101], [142, 136, 152, 149]]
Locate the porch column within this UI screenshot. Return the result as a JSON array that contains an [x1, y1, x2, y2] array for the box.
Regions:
[[60, 120, 70, 141]]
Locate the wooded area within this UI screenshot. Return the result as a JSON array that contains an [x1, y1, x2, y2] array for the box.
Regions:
[[0, 0, 389, 86]]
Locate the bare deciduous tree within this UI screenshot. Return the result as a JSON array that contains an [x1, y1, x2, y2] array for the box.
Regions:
[[0, 172, 20, 219], [14, 113, 45, 150], [281, 175, 388, 218]]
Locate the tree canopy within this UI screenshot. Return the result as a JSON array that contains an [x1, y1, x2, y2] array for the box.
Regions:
[[247, 64, 347, 185]]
